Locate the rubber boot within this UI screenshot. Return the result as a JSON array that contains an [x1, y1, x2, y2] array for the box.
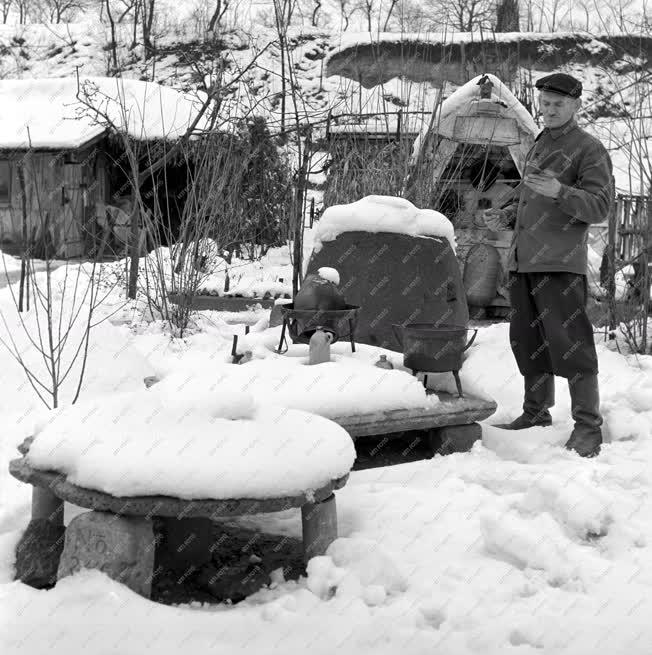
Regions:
[[493, 373, 555, 430], [564, 374, 603, 457]]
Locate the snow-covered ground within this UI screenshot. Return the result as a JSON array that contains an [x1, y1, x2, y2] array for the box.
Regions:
[[0, 14, 650, 652], [1, 247, 652, 654]]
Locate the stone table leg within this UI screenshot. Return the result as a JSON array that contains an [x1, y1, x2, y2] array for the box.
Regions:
[[58, 511, 155, 598], [14, 487, 66, 588], [429, 422, 483, 456], [301, 493, 337, 564], [32, 487, 64, 525]]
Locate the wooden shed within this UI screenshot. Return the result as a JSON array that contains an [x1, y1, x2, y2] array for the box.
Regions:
[[0, 77, 205, 258]]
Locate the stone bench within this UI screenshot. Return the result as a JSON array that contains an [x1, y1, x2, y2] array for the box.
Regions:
[[332, 390, 496, 458], [9, 454, 348, 599]]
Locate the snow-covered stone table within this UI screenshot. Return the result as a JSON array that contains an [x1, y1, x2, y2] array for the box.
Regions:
[[9, 456, 348, 597], [9, 389, 356, 599]]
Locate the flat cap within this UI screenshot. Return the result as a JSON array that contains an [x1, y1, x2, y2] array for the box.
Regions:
[[535, 73, 582, 98]]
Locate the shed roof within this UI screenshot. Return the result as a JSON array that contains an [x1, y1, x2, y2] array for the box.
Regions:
[[0, 77, 208, 151]]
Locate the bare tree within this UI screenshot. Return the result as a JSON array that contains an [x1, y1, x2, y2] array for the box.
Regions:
[[0, 155, 119, 411], [446, 0, 495, 31], [383, 0, 400, 30], [337, 0, 353, 30], [139, 0, 156, 53], [495, 0, 519, 31], [1, 0, 12, 22], [362, 0, 374, 31], [36, 0, 86, 22], [310, 0, 321, 27], [16, 0, 33, 22], [102, 0, 119, 72], [272, 0, 297, 134], [208, 0, 229, 31]]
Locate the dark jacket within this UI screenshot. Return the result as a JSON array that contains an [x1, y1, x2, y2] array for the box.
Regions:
[[505, 119, 614, 275]]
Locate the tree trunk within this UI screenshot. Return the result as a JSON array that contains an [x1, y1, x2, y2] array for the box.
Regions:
[[312, 0, 321, 27], [292, 132, 311, 297], [383, 0, 399, 30], [17, 163, 28, 313], [127, 205, 140, 299], [208, 0, 226, 31], [142, 0, 156, 55], [273, 0, 288, 134], [495, 0, 520, 31], [104, 0, 118, 72]]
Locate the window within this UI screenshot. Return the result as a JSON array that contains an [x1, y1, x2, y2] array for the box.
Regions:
[[0, 161, 10, 204]]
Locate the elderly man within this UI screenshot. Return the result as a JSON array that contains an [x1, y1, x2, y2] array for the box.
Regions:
[[484, 72, 614, 458]]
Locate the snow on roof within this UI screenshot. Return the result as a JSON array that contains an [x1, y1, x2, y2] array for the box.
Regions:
[[411, 73, 538, 162], [0, 77, 209, 150]]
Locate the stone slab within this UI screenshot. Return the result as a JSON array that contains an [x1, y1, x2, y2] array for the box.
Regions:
[[306, 231, 469, 351], [9, 458, 349, 519], [331, 391, 496, 438], [57, 511, 155, 597], [14, 518, 66, 588]]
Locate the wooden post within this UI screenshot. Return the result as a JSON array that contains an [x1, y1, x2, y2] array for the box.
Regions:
[[17, 162, 28, 313], [642, 196, 650, 352], [301, 493, 337, 563], [32, 487, 64, 526], [607, 195, 618, 331]]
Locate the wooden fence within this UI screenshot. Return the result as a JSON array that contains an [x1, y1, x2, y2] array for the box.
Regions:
[[604, 194, 651, 337]]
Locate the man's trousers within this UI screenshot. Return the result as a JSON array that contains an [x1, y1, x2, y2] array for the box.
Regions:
[[508, 272, 598, 380]]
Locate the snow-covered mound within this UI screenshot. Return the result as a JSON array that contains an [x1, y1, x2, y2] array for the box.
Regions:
[[26, 387, 356, 500], [155, 354, 434, 421], [313, 195, 456, 253]]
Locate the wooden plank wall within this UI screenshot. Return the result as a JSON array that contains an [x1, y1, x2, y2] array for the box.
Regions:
[[0, 145, 107, 258]]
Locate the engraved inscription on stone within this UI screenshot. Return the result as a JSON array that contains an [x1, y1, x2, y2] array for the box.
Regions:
[[57, 511, 155, 597]]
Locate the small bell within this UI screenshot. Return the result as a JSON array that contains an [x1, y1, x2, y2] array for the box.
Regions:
[[374, 354, 394, 370]]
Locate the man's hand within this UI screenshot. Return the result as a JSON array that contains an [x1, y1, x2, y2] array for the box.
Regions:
[[524, 168, 562, 198], [483, 207, 509, 230]]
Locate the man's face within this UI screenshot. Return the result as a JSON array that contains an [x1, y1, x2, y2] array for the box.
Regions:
[[538, 90, 580, 129]]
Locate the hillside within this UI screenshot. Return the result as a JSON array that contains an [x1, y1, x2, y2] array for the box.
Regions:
[[0, 21, 650, 194]]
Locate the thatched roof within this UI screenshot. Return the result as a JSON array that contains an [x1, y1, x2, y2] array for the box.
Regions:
[[326, 32, 652, 87]]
